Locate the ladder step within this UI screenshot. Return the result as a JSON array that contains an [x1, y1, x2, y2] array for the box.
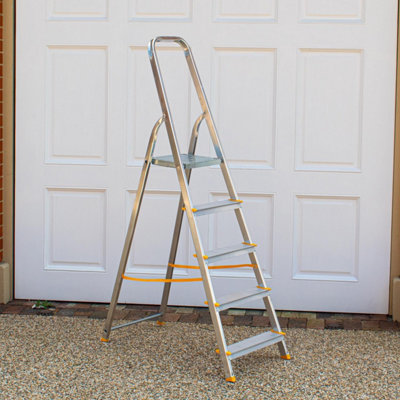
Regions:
[[192, 200, 242, 216], [215, 287, 270, 312], [152, 154, 221, 169], [227, 331, 285, 360], [200, 243, 256, 264]]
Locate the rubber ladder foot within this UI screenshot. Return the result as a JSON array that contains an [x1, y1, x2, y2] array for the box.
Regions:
[[281, 354, 291, 360], [226, 376, 236, 383], [156, 320, 165, 326], [100, 337, 109, 343]]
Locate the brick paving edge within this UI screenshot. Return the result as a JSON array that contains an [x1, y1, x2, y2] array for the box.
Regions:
[[1, 301, 399, 331]]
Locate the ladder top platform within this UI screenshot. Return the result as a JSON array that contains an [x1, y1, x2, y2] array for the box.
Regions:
[[152, 154, 221, 169]]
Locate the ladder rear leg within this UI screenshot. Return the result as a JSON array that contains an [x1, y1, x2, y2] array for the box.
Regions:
[[159, 196, 186, 316], [102, 117, 164, 341]]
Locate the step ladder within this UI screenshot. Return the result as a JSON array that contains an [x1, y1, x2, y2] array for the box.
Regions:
[[101, 36, 290, 382]]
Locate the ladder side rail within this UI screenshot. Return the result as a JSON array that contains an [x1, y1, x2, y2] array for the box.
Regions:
[[264, 294, 290, 357], [183, 46, 264, 250], [149, 40, 234, 379], [148, 39, 187, 173], [159, 114, 205, 315], [184, 209, 235, 379], [148, 39, 200, 232], [182, 43, 290, 359], [182, 45, 260, 246], [148, 38, 267, 283], [247, 250, 285, 331], [182, 45, 238, 198], [102, 116, 164, 340]]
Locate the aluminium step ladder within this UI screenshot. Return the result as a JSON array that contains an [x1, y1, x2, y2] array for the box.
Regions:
[[101, 36, 290, 382]]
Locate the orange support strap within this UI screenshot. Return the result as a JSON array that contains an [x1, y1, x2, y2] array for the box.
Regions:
[[122, 274, 202, 283], [168, 263, 256, 270]]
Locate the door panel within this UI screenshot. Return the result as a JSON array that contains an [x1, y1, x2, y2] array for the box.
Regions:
[[16, 0, 397, 313]]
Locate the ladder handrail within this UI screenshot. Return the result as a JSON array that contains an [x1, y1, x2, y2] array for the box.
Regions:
[[148, 36, 257, 247], [148, 37, 238, 197], [148, 36, 189, 56]]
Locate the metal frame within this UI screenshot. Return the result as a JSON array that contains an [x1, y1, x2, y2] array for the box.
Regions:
[[102, 36, 290, 381]]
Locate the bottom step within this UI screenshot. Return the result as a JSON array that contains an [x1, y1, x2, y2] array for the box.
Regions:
[[227, 331, 285, 360]]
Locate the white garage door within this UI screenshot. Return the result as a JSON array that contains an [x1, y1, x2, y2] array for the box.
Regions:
[[16, 0, 398, 313]]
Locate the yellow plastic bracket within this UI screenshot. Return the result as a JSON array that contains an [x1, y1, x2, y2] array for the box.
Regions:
[[242, 242, 257, 247], [281, 354, 291, 360], [156, 320, 165, 326], [204, 301, 220, 307], [229, 199, 243, 203], [182, 207, 197, 212], [100, 337, 109, 343], [226, 376, 236, 383], [257, 285, 271, 291], [271, 329, 286, 336], [193, 254, 208, 260], [215, 349, 231, 356]]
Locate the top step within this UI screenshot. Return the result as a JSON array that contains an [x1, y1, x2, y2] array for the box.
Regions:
[[192, 199, 242, 216], [152, 154, 221, 169]]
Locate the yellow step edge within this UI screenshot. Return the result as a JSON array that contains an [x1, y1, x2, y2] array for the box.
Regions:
[[204, 301, 220, 307], [193, 254, 208, 260], [215, 349, 231, 356], [271, 329, 286, 336], [182, 207, 197, 212], [256, 285, 271, 291]]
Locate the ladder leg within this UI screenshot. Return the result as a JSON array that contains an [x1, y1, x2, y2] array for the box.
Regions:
[[251, 252, 290, 358], [206, 291, 235, 380], [169, 153, 235, 379], [263, 295, 290, 358], [234, 208, 290, 358], [159, 197, 185, 315], [102, 117, 164, 341], [159, 113, 205, 316], [183, 198, 235, 379], [183, 45, 291, 362]]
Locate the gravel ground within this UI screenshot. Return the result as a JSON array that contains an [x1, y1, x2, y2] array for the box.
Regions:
[[0, 315, 399, 400]]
